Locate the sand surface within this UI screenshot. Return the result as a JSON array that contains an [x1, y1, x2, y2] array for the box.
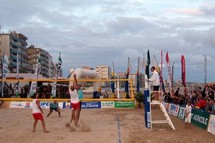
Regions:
[[0, 108, 215, 143]]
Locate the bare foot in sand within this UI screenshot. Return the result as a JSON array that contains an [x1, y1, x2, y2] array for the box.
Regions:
[[75, 124, 80, 128], [65, 122, 70, 128], [44, 130, 50, 133], [70, 127, 76, 132]]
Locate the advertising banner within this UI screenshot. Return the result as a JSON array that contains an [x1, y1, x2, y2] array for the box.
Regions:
[[81, 101, 101, 109], [177, 106, 186, 120], [58, 102, 64, 109], [24, 102, 32, 108], [168, 104, 180, 117], [10, 102, 26, 108], [191, 108, 210, 130], [162, 102, 169, 111], [144, 89, 151, 128], [207, 114, 215, 135], [101, 101, 114, 108], [63, 102, 71, 109], [114, 101, 134, 109], [10, 102, 32, 108], [40, 102, 50, 109]]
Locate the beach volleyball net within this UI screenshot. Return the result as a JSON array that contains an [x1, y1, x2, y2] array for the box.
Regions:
[[0, 78, 135, 101]]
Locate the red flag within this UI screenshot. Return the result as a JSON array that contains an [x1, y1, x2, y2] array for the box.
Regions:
[[181, 55, 187, 95]]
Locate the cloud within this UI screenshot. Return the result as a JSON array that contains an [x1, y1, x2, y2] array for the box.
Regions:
[[1, 0, 215, 82], [200, 5, 215, 16], [170, 8, 203, 15]]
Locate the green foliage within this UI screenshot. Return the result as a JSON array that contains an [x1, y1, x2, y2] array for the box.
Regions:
[[134, 92, 144, 104]]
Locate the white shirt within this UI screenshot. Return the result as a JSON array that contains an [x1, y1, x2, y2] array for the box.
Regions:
[[186, 105, 192, 115], [149, 70, 160, 86], [32, 99, 41, 114], [69, 89, 79, 103]]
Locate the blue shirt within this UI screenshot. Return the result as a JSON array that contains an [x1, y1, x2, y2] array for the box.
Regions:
[[78, 90, 83, 99]]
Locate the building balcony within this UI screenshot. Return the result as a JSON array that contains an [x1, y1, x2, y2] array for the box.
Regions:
[[10, 61, 17, 68], [19, 39, 27, 46], [10, 34, 19, 42], [10, 48, 18, 55], [11, 41, 20, 49], [10, 54, 17, 61]]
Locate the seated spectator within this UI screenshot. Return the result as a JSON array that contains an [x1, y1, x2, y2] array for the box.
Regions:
[[190, 91, 197, 106], [178, 94, 185, 106], [205, 98, 212, 112], [174, 87, 180, 97], [208, 89, 214, 101], [209, 99, 215, 114], [196, 98, 206, 110]]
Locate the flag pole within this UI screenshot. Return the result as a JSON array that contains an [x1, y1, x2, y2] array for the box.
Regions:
[[1, 57, 3, 97], [16, 51, 19, 97], [136, 57, 140, 93], [111, 61, 115, 97]]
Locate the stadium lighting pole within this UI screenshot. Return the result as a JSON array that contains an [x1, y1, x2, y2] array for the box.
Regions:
[[204, 55, 207, 85]]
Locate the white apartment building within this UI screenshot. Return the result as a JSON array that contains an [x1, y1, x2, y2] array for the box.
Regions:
[[96, 65, 111, 79]]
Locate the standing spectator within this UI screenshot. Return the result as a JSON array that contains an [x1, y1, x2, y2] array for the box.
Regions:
[[185, 100, 192, 128]]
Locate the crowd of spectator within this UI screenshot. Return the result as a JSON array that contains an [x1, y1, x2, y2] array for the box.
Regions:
[[1, 83, 70, 98], [163, 84, 215, 114]]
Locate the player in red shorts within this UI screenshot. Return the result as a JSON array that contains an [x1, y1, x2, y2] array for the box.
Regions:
[[32, 93, 49, 133], [69, 74, 81, 128]]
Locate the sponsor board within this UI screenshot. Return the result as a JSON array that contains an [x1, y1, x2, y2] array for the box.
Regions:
[[191, 108, 210, 130], [168, 104, 180, 117], [162, 102, 170, 111], [10, 102, 26, 108], [42, 101, 64, 109], [101, 101, 114, 108], [10, 102, 32, 109], [177, 106, 186, 120], [40, 102, 50, 109], [114, 101, 134, 109], [24, 102, 32, 108], [207, 114, 215, 135], [58, 102, 64, 109], [144, 89, 151, 128], [63, 102, 71, 109], [81, 102, 101, 109]]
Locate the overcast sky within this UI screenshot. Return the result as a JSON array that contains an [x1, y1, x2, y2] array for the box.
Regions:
[[0, 0, 215, 83]]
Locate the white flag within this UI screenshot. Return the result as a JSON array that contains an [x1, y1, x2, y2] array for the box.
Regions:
[[51, 82, 57, 98], [2, 54, 9, 79], [28, 55, 41, 97]]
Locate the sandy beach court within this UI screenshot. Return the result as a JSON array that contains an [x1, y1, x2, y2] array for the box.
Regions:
[[0, 108, 215, 143]]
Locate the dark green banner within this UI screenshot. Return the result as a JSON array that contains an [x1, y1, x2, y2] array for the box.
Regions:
[[191, 108, 210, 130], [177, 106, 186, 120], [114, 101, 134, 108]]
